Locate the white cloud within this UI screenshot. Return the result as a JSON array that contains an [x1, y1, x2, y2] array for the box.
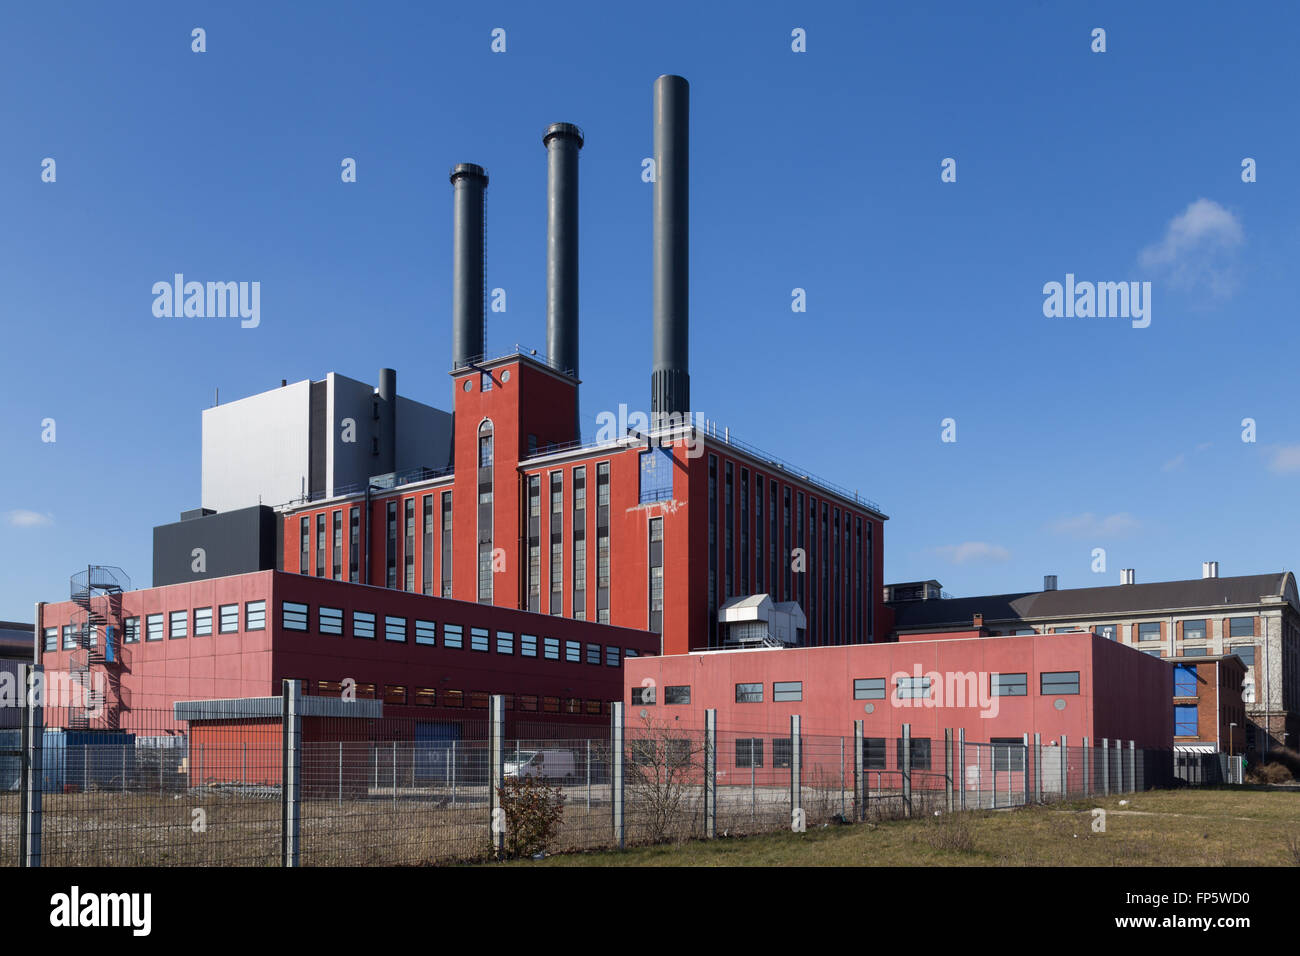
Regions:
[[1161, 454, 1185, 472], [1268, 445, 1300, 474], [1049, 512, 1140, 538], [5, 509, 53, 528], [933, 541, 1010, 564], [1138, 198, 1244, 298]]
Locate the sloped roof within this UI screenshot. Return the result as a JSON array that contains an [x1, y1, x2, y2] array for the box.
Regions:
[[892, 573, 1293, 631]]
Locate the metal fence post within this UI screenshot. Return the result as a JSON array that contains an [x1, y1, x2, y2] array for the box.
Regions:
[[944, 729, 953, 812], [338, 741, 343, 806], [1060, 734, 1068, 797], [1033, 733, 1042, 803], [840, 736, 846, 818], [1022, 733, 1030, 806], [901, 723, 912, 818], [610, 702, 625, 849], [1082, 736, 1090, 796], [853, 720, 864, 822], [19, 663, 43, 867], [1128, 740, 1137, 793], [391, 740, 397, 803], [991, 741, 998, 809], [703, 709, 716, 839], [958, 728, 966, 811], [1101, 738, 1110, 795], [790, 715, 803, 829], [488, 695, 505, 859], [586, 739, 591, 811], [281, 679, 301, 868], [450, 740, 457, 805]]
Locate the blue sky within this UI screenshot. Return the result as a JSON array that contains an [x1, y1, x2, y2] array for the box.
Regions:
[[2, 1, 1297, 620]]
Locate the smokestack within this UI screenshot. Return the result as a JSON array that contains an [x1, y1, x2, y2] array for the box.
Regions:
[[544, 123, 583, 378], [651, 74, 690, 423], [1202, 561, 1219, 579], [376, 368, 397, 474], [450, 163, 488, 369]]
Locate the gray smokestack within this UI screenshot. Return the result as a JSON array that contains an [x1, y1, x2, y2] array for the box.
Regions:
[[450, 163, 488, 369], [544, 123, 583, 378], [376, 368, 397, 474], [651, 74, 690, 421]]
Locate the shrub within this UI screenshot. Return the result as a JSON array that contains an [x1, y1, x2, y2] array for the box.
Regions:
[[496, 775, 565, 859], [926, 812, 976, 854], [1262, 747, 1300, 780], [1246, 762, 1292, 785]]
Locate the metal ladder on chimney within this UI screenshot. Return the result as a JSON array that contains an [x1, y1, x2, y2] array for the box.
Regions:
[[68, 565, 130, 730]]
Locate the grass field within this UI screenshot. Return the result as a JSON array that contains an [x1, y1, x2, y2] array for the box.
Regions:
[[512, 787, 1300, 867]]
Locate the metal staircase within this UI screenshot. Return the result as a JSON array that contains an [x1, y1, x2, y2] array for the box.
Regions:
[[67, 566, 130, 730]]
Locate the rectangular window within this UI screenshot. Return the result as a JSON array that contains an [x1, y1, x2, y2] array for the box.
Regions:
[[316, 512, 326, 577], [896, 676, 931, 700], [422, 495, 433, 594], [773, 681, 802, 702], [169, 610, 188, 639], [219, 604, 238, 633], [1137, 622, 1161, 641], [605, 645, 620, 667], [597, 462, 610, 622], [404, 498, 416, 591], [735, 682, 763, 703], [245, 601, 266, 631], [521, 634, 538, 657], [353, 610, 376, 640], [319, 606, 343, 635], [385, 685, 408, 706], [385, 615, 407, 642], [317, 680, 343, 697], [585, 642, 601, 665], [41, 626, 57, 652], [299, 516, 310, 575], [1182, 619, 1207, 641], [443, 624, 463, 649], [282, 602, 308, 632], [332, 510, 343, 580], [853, 678, 885, 700], [146, 614, 163, 642], [518, 694, 539, 713], [664, 685, 691, 705], [470, 627, 489, 652], [194, 607, 213, 637], [386, 501, 398, 590], [648, 515, 663, 633], [863, 738, 887, 770], [496, 631, 514, 655], [573, 466, 586, 620], [550, 471, 563, 615], [415, 620, 436, 646], [1094, 624, 1117, 640], [349, 506, 360, 583], [123, 618, 139, 645], [565, 640, 580, 663], [773, 738, 794, 769], [1232, 645, 1256, 667], [632, 684, 656, 705], [470, 691, 489, 709], [1228, 616, 1255, 637], [1174, 704, 1198, 737], [527, 474, 541, 612], [544, 637, 560, 660], [1051, 626, 1073, 634], [992, 738, 1026, 772], [736, 738, 764, 769], [61, 624, 77, 650], [1040, 671, 1080, 695], [444, 690, 464, 709], [896, 737, 932, 770], [1181, 646, 1207, 657], [1174, 664, 1199, 697], [542, 696, 560, 714], [991, 673, 1028, 697], [440, 492, 453, 597]]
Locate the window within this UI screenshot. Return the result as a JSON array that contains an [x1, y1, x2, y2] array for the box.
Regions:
[[665, 685, 691, 705], [1174, 704, 1198, 737], [169, 610, 188, 639], [353, 611, 376, 640], [638, 447, 673, 504], [518, 694, 539, 712], [991, 738, 1026, 772], [415, 620, 436, 646], [606, 645, 620, 667], [444, 623, 463, 649], [773, 737, 796, 769], [991, 673, 1027, 697], [596, 462, 610, 623], [191, 607, 212, 637], [386, 500, 398, 590], [349, 506, 360, 583], [146, 614, 163, 642], [648, 515, 664, 633], [1174, 664, 1198, 697], [542, 696, 560, 714], [1051, 627, 1073, 634], [316, 512, 326, 577], [421, 495, 433, 594], [385, 616, 407, 642], [469, 691, 490, 710], [123, 618, 139, 645], [404, 499, 416, 591], [773, 681, 802, 702], [299, 516, 310, 574], [42, 627, 58, 652], [470, 627, 489, 652], [1040, 671, 1080, 695], [853, 678, 885, 700], [333, 510, 343, 580], [1181, 646, 1207, 657], [385, 685, 408, 706], [1094, 624, 1117, 640], [1232, 645, 1256, 667], [1137, 622, 1161, 641], [735, 683, 763, 703], [245, 601, 266, 631], [521, 634, 537, 657], [219, 604, 238, 633], [527, 474, 541, 612], [282, 602, 308, 632], [896, 737, 931, 770], [543, 636, 559, 660], [1143, 650, 1163, 658], [1182, 619, 1207, 640], [444, 690, 464, 709], [496, 631, 514, 655], [317, 680, 343, 697], [550, 472, 563, 614], [319, 606, 343, 635], [565, 640, 580, 663], [573, 466, 586, 620], [736, 738, 764, 769], [59, 624, 76, 649], [631, 684, 656, 705], [1229, 617, 1255, 637], [585, 643, 601, 665], [895, 676, 931, 700], [850, 738, 882, 771], [585, 700, 602, 716], [1011, 628, 1035, 636], [477, 421, 495, 604], [440, 492, 453, 597]]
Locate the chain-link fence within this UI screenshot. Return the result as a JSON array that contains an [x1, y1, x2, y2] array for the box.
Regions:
[[1, 674, 1186, 867]]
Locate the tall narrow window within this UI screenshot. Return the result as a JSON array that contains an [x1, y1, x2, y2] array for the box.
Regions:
[[833, 508, 840, 645], [708, 455, 718, 647], [770, 479, 778, 601], [550, 471, 564, 614], [332, 510, 342, 580], [821, 503, 829, 644], [740, 468, 750, 595], [299, 517, 310, 575], [649, 516, 664, 633], [348, 506, 359, 583], [596, 461, 610, 624], [422, 495, 433, 594], [316, 512, 325, 577], [478, 421, 494, 603], [854, 517, 862, 644], [404, 498, 416, 591], [386, 500, 398, 589], [527, 475, 542, 612], [573, 466, 586, 620], [783, 487, 792, 602], [724, 462, 733, 601], [440, 491, 453, 597], [755, 475, 764, 593]]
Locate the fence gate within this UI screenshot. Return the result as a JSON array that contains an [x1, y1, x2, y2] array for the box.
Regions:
[[961, 741, 1029, 809]]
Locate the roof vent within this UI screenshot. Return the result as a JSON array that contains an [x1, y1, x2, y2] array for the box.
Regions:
[[1120, 568, 1135, 585], [1202, 561, 1219, 579], [1044, 574, 1058, 591]]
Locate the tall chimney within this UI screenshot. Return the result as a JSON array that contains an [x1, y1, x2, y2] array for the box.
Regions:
[[544, 123, 583, 379], [376, 368, 397, 475], [450, 163, 488, 369], [651, 74, 690, 424]]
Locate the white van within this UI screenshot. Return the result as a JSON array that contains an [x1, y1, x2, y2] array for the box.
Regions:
[[504, 749, 577, 784]]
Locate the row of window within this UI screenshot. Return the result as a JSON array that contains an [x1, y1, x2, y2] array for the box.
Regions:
[[734, 737, 936, 771], [308, 680, 607, 715], [632, 672, 1082, 706], [1032, 617, 1257, 643], [42, 601, 267, 650]]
